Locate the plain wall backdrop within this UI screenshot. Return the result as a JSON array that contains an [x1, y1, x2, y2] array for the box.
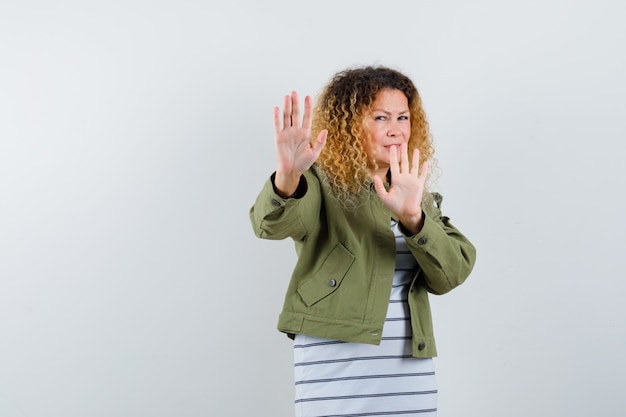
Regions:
[[1, 1, 625, 416]]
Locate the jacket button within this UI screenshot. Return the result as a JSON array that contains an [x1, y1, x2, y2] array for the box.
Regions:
[[328, 279, 337, 287], [271, 199, 281, 207], [418, 342, 426, 350], [417, 237, 427, 245]]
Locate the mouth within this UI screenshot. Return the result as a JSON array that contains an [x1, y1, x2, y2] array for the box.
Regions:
[[384, 144, 402, 150]]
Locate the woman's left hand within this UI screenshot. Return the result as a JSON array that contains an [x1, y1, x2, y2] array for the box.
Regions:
[[373, 143, 428, 235]]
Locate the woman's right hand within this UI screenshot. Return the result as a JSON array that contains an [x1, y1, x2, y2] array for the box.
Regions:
[[273, 91, 327, 197]]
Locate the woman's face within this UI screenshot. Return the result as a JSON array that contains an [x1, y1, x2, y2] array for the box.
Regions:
[[363, 89, 411, 175]]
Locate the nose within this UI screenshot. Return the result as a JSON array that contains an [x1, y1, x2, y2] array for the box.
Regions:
[[387, 120, 400, 137]]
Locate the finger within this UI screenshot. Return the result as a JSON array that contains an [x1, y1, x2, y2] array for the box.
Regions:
[[400, 142, 410, 173], [291, 91, 300, 128], [273, 106, 281, 135], [282, 94, 291, 129], [301, 95, 313, 131], [389, 145, 400, 177], [418, 160, 429, 187], [410, 148, 421, 175]]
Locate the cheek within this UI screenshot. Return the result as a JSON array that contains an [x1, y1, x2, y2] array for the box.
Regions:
[[368, 128, 385, 146]]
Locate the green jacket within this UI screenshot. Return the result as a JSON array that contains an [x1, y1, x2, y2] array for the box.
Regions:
[[249, 166, 476, 357]]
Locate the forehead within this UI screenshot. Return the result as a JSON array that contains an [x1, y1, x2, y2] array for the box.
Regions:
[[371, 89, 409, 110]]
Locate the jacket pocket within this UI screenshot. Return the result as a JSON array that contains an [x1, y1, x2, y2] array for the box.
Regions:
[[297, 243, 355, 307]]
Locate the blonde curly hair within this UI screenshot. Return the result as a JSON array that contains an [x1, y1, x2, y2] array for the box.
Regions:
[[311, 66, 436, 208]]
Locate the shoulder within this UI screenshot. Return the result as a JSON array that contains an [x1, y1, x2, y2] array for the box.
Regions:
[[422, 192, 443, 218]]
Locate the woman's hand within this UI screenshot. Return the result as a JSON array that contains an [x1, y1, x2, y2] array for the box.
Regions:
[[273, 91, 327, 197], [373, 143, 428, 235]]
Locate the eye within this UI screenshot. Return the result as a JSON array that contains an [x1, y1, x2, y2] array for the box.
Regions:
[[375, 115, 387, 121], [399, 115, 409, 121]]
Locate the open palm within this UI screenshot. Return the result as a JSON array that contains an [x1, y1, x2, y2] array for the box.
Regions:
[[273, 91, 327, 196], [373, 144, 428, 234]]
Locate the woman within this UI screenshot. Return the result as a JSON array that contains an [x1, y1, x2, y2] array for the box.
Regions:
[[250, 65, 476, 417]]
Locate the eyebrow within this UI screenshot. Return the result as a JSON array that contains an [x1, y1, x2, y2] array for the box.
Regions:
[[372, 109, 410, 115], [372, 109, 411, 116]]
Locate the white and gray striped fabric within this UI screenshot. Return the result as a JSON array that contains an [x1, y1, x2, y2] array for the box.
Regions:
[[293, 221, 438, 417]]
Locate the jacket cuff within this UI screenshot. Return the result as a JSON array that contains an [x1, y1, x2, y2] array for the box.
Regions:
[[255, 173, 308, 217], [270, 172, 308, 200], [399, 213, 441, 250]]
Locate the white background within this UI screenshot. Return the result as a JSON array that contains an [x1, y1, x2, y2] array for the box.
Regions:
[[1, 1, 625, 416]]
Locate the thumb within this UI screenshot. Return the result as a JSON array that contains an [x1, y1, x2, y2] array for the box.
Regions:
[[373, 175, 387, 199], [312, 129, 328, 155]]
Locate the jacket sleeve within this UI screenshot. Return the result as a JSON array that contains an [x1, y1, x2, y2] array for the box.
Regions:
[[400, 193, 476, 295], [249, 171, 319, 242]]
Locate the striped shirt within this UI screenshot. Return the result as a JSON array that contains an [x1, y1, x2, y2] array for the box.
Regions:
[[293, 221, 438, 417]]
